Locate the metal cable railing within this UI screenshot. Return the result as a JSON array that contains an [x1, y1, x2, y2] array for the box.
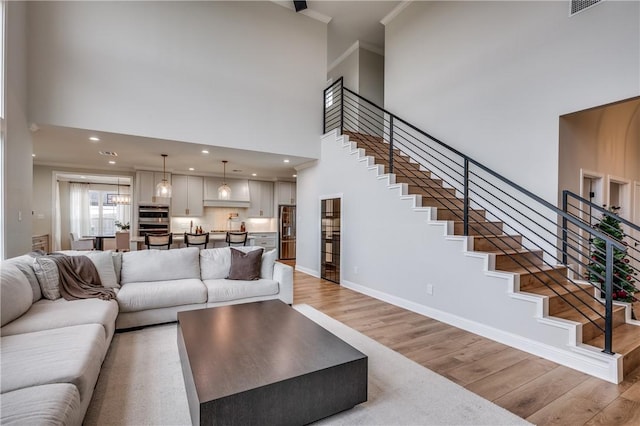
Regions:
[[323, 77, 633, 354]]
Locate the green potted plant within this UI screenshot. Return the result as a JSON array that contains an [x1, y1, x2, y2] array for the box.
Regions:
[[115, 221, 130, 232]]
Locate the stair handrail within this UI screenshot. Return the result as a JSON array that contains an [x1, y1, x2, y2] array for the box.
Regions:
[[323, 77, 629, 355]]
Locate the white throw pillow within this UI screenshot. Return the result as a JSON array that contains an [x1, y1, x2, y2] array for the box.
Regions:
[[0, 263, 34, 326], [200, 247, 232, 280], [82, 250, 120, 289], [32, 257, 61, 300]]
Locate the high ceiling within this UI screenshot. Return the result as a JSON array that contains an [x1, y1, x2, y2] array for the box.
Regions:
[[31, 1, 400, 183]]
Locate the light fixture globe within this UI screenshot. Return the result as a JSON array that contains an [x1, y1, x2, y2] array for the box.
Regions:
[[155, 154, 172, 198], [218, 160, 232, 200]]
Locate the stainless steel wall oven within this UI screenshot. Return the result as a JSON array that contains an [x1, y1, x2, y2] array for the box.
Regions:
[[138, 205, 170, 236]]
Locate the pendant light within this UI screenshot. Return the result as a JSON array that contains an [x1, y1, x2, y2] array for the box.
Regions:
[[218, 160, 232, 200], [114, 177, 130, 205], [155, 154, 172, 198]]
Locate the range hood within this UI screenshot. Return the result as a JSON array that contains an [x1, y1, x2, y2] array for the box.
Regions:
[[203, 199, 250, 208], [203, 177, 251, 208]]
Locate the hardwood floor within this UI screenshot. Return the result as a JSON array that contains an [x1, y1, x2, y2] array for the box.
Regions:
[[292, 269, 640, 425]]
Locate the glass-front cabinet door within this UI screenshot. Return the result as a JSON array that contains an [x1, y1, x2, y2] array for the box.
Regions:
[[321, 198, 341, 283]]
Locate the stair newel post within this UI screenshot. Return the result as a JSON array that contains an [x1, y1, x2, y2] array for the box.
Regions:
[[603, 240, 614, 355], [463, 159, 469, 236], [389, 116, 394, 174], [562, 190, 568, 265]]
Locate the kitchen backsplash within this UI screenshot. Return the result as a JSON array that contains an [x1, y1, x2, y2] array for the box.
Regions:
[[171, 207, 277, 233]]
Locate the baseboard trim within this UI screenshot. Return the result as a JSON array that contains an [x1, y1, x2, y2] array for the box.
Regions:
[[341, 279, 622, 384], [295, 265, 320, 278]]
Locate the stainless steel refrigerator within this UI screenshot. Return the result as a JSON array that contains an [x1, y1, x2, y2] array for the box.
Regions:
[[279, 205, 296, 259]]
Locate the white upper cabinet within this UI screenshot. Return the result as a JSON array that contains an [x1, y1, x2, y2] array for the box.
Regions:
[[171, 175, 203, 217], [136, 171, 171, 205], [277, 181, 296, 205], [248, 180, 274, 218]]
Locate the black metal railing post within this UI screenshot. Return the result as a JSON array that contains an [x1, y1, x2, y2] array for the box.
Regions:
[[463, 159, 469, 236], [562, 190, 568, 265], [389, 116, 394, 174], [603, 241, 614, 354], [339, 81, 344, 135]]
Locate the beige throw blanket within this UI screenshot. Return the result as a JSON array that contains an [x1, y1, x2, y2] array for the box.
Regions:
[[49, 254, 116, 301]]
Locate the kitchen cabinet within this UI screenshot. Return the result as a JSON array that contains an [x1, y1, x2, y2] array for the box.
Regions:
[[248, 180, 274, 218], [203, 177, 250, 207], [171, 175, 203, 217], [248, 232, 277, 251], [136, 171, 172, 205], [277, 181, 296, 205]]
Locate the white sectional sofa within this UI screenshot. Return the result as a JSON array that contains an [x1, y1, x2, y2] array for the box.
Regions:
[[0, 246, 293, 425]]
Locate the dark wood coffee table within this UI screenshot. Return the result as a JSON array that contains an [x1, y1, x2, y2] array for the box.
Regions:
[[177, 300, 367, 425]]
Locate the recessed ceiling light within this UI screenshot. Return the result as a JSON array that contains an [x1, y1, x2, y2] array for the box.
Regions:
[[32, 153, 36, 157], [201, 150, 209, 154], [108, 160, 116, 165], [89, 136, 100, 142], [189, 167, 195, 171], [292, 174, 297, 178], [283, 159, 290, 163], [252, 173, 257, 176]]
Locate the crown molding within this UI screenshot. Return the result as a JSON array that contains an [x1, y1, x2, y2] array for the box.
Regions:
[[380, 1, 413, 26]]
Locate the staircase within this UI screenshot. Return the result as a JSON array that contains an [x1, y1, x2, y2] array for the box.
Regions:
[[322, 78, 640, 382], [347, 130, 640, 379]]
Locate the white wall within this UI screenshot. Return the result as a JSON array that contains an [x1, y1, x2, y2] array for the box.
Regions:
[[4, 1, 32, 258], [384, 0, 640, 204], [27, 1, 326, 159]]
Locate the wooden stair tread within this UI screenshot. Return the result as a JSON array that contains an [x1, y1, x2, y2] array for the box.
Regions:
[[524, 282, 594, 298], [554, 298, 625, 322], [585, 324, 640, 354]]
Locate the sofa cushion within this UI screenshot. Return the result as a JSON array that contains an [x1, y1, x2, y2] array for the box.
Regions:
[[0, 298, 118, 340], [227, 247, 263, 280], [121, 247, 200, 284], [0, 263, 34, 327], [200, 246, 276, 280], [0, 324, 106, 401], [1, 383, 81, 426], [203, 278, 279, 303], [200, 247, 232, 280], [4, 254, 43, 302], [32, 256, 61, 300], [54, 250, 120, 289], [116, 278, 207, 313]]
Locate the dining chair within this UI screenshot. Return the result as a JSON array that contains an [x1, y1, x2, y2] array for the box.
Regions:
[[70, 232, 95, 251], [226, 231, 248, 246], [144, 233, 173, 250], [116, 232, 131, 252], [184, 232, 209, 249]]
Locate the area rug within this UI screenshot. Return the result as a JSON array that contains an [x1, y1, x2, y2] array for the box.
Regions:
[[84, 304, 530, 425]]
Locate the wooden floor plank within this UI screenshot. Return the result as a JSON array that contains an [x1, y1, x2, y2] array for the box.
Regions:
[[292, 269, 640, 425], [526, 376, 626, 425]]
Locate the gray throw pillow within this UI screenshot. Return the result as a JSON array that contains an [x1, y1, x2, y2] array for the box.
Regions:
[[227, 248, 263, 281]]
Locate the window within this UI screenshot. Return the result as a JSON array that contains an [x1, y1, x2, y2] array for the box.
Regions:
[[88, 189, 130, 236]]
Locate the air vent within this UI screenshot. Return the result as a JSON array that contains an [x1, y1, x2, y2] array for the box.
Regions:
[[570, 0, 602, 16], [99, 151, 118, 157]]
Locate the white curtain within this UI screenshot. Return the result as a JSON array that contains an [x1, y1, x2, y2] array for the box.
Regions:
[[53, 181, 62, 251], [69, 182, 91, 238]]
